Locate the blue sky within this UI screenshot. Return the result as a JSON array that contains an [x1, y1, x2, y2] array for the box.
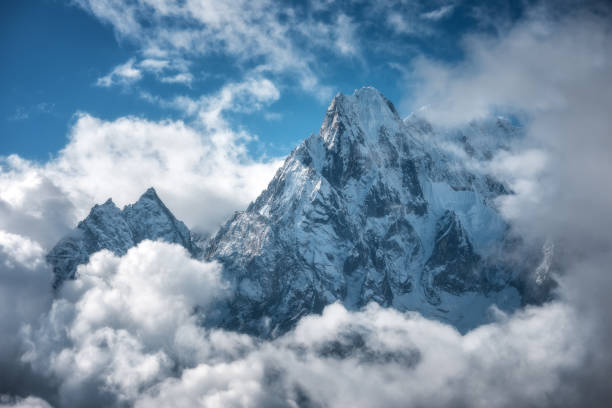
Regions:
[[1, 0, 528, 162]]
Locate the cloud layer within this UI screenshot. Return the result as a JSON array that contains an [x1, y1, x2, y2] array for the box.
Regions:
[[10, 241, 598, 408], [21, 241, 226, 407]]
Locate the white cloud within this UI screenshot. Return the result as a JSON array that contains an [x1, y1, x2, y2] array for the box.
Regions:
[[96, 59, 142, 87], [421, 4, 455, 21], [0, 230, 53, 401], [369, 0, 452, 37], [1, 76, 282, 235], [407, 7, 611, 125], [406, 6, 612, 250], [77, 0, 358, 99], [21, 241, 227, 406], [49, 112, 279, 232], [387, 12, 412, 34], [137, 58, 193, 85], [0, 81, 280, 398], [0, 231, 45, 270], [0, 396, 53, 408], [160, 72, 193, 84], [0, 157, 75, 247], [399, 7, 612, 403], [0, 223, 600, 407], [19, 256, 594, 408]]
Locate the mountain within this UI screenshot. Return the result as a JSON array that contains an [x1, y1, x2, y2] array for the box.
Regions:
[[203, 87, 528, 335], [47, 187, 197, 287], [47, 87, 548, 335]]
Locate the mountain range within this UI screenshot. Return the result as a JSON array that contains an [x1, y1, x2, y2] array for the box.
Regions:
[[47, 87, 552, 335]]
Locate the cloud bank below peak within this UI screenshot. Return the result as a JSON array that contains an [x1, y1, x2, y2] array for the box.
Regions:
[[7, 239, 603, 407]]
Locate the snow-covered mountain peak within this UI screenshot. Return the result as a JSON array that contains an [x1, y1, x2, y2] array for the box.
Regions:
[[351, 86, 401, 119], [123, 187, 194, 253], [322, 87, 402, 147], [204, 87, 536, 335], [140, 186, 161, 200], [48, 187, 197, 286], [101, 197, 117, 206], [87, 197, 120, 216]]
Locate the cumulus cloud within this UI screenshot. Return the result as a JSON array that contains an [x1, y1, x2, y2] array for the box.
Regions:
[[1, 77, 282, 235], [15, 262, 597, 408], [44, 112, 278, 232], [21, 241, 227, 407], [0, 67, 284, 402], [0, 158, 75, 247], [0, 231, 53, 400]]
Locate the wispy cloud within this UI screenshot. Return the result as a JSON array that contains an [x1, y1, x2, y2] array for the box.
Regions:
[[159, 72, 193, 85], [80, 0, 465, 109], [368, 0, 456, 36], [78, 0, 357, 100], [264, 112, 282, 121], [7, 107, 29, 121], [138, 59, 170, 73], [421, 4, 455, 21], [96, 57, 194, 88], [96, 58, 142, 87], [7, 103, 55, 121]]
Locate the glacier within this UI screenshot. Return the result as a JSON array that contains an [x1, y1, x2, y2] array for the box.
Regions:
[[48, 87, 551, 336]]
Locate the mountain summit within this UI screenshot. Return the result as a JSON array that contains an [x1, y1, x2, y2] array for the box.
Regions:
[[48, 87, 546, 335]]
